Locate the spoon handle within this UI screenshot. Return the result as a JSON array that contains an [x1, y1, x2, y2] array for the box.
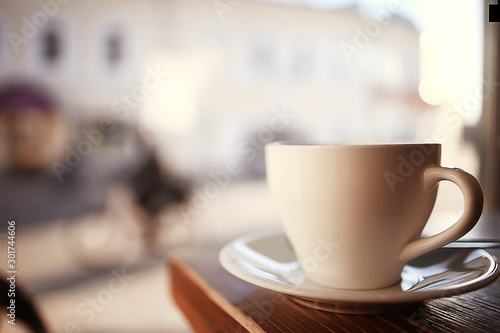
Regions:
[[444, 241, 500, 249]]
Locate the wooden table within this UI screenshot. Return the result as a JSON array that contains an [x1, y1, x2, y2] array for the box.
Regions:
[[169, 239, 500, 333]]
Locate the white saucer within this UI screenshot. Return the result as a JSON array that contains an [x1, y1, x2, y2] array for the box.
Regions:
[[219, 228, 500, 314]]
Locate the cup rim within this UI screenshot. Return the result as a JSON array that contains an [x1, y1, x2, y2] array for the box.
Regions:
[[266, 141, 441, 148]]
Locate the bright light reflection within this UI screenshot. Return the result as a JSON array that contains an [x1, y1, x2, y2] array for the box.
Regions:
[[419, 77, 443, 105]]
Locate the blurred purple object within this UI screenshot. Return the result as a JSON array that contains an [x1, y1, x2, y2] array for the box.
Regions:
[[0, 82, 55, 114]]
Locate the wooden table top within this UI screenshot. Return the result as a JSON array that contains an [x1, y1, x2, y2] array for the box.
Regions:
[[169, 238, 500, 333]]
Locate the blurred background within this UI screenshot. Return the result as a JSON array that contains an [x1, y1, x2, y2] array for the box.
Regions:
[[0, 0, 498, 332]]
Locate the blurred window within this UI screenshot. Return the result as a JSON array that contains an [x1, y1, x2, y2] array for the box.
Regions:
[[43, 28, 61, 66], [330, 39, 349, 83], [96, 24, 126, 73], [107, 31, 122, 68], [291, 41, 314, 80], [251, 38, 275, 77]]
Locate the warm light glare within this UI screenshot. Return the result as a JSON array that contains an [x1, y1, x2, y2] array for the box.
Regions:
[[419, 77, 443, 105], [419, 29, 436, 55], [416, 2, 482, 125], [140, 55, 198, 134]]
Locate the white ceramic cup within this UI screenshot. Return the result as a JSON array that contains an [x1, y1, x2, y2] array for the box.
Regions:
[[265, 142, 484, 290]]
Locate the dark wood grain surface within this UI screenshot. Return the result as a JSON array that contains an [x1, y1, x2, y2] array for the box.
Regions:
[[169, 241, 500, 333]]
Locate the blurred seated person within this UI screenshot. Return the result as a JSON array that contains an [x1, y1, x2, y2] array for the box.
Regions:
[[0, 82, 66, 172]]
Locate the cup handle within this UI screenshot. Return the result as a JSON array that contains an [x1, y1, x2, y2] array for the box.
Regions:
[[399, 166, 484, 262]]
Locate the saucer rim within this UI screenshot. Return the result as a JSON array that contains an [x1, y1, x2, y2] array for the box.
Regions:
[[219, 228, 500, 304]]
